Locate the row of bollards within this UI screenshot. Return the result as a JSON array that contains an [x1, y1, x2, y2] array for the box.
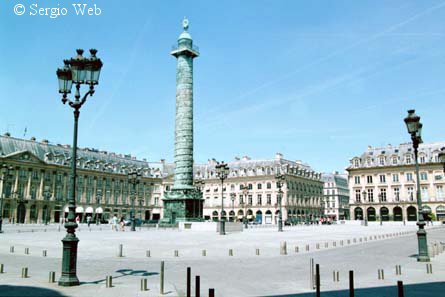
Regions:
[[186, 266, 214, 297], [377, 269, 385, 280]]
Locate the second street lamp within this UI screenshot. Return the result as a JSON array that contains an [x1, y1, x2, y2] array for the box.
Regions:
[[362, 190, 368, 226], [215, 161, 229, 235], [56, 48, 103, 286], [404, 109, 429, 262], [230, 193, 236, 222], [127, 169, 142, 232], [275, 173, 285, 232]]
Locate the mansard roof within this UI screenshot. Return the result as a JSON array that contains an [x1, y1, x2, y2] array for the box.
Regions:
[[0, 135, 163, 177]]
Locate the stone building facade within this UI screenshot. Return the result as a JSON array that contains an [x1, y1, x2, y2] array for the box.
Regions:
[[347, 142, 445, 222], [0, 135, 324, 225], [163, 154, 324, 224], [321, 172, 350, 221], [0, 134, 164, 224]]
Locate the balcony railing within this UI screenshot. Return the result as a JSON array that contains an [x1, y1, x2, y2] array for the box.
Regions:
[[171, 44, 200, 54]]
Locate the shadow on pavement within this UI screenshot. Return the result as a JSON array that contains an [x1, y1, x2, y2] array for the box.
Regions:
[[0, 285, 68, 297], [80, 268, 159, 284], [261, 281, 445, 297]]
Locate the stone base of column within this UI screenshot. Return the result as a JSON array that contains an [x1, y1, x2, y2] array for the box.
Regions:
[[162, 188, 204, 224]]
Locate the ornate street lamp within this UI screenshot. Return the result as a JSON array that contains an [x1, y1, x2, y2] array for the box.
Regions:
[[275, 173, 285, 232], [230, 193, 236, 222], [95, 188, 102, 225], [404, 109, 429, 262], [194, 178, 204, 219], [43, 185, 52, 225], [0, 164, 13, 233], [127, 169, 142, 232], [241, 185, 249, 228], [215, 161, 229, 235], [362, 190, 368, 226], [56, 48, 103, 286]]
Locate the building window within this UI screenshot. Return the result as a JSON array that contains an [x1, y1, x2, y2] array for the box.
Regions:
[[393, 174, 399, 182], [394, 188, 400, 202], [379, 175, 386, 183], [355, 190, 361, 202], [392, 157, 398, 165], [420, 156, 426, 164], [257, 183, 262, 190], [266, 182, 271, 189], [239, 195, 244, 204], [420, 172, 428, 181], [239, 184, 243, 190], [421, 187, 429, 201], [406, 155, 412, 164], [406, 173, 413, 182], [248, 195, 252, 205], [436, 186, 443, 200], [367, 176, 373, 184], [154, 197, 159, 205], [407, 187, 414, 201], [379, 156, 385, 166], [354, 176, 360, 184], [266, 194, 271, 205], [230, 184, 235, 191], [368, 189, 374, 202], [354, 159, 359, 167], [257, 194, 262, 205], [379, 188, 387, 202], [248, 184, 253, 190]]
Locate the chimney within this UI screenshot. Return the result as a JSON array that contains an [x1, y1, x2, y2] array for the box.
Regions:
[[275, 153, 283, 160], [41, 139, 49, 144]]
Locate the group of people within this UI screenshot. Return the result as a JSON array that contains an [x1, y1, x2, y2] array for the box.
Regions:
[[111, 215, 126, 231]]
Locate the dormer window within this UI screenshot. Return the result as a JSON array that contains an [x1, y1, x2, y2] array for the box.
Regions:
[[392, 156, 398, 165], [379, 156, 385, 166], [406, 155, 412, 164], [353, 159, 360, 167], [419, 156, 426, 164]]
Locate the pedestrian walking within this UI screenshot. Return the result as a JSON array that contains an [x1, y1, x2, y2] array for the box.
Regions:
[[120, 216, 125, 231], [112, 215, 118, 231], [87, 216, 91, 227], [75, 215, 80, 225]]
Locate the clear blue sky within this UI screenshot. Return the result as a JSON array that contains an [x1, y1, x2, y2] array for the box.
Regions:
[[1, 0, 444, 173]]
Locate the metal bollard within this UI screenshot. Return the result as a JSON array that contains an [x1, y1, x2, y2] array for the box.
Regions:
[[106, 275, 112, 288], [0, 264, 3, 274], [117, 244, 123, 257], [202, 249, 207, 256], [49, 271, 55, 283], [195, 275, 200, 297], [25, 248, 29, 255], [426, 263, 433, 274], [310, 258, 315, 289], [160, 261, 165, 295], [295, 246, 299, 253], [306, 244, 310, 251], [398, 280, 404, 297], [333, 241, 336, 247], [229, 249, 233, 256], [21, 267, 28, 278], [359, 238, 362, 243], [146, 250, 151, 257], [10, 246, 14, 253], [174, 250, 179, 257], [42, 250, 47, 257], [187, 267, 191, 297], [378, 269, 384, 280], [281, 241, 287, 255], [347, 239, 351, 245], [316, 243, 320, 250], [256, 248, 260, 256], [140, 278, 148, 291], [209, 288, 215, 297], [315, 264, 320, 297], [332, 270, 339, 282], [395, 265, 402, 275], [349, 270, 354, 297]]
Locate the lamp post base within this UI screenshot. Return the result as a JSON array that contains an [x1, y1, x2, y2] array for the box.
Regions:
[[58, 231, 80, 287], [278, 219, 283, 232], [416, 221, 429, 262], [219, 220, 225, 235]]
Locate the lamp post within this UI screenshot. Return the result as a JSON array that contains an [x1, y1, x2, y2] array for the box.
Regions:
[[404, 109, 429, 262], [230, 193, 236, 222], [241, 185, 249, 228], [43, 185, 52, 225], [95, 189, 102, 225], [378, 193, 383, 226], [0, 165, 12, 233], [127, 169, 141, 232], [275, 173, 285, 232], [362, 190, 368, 226], [56, 48, 103, 286], [215, 161, 229, 235]]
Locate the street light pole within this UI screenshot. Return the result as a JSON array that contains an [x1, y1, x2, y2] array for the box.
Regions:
[[230, 193, 236, 222], [127, 169, 141, 232], [43, 185, 52, 225], [241, 185, 249, 228], [404, 109, 429, 262], [56, 49, 103, 286], [378, 194, 383, 226], [362, 190, 368, 226], [215, 161, 229, 235], [275, 173, 285, 232]]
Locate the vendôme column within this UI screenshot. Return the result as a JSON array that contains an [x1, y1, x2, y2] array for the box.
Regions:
[[162, 18, 203, 223]]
